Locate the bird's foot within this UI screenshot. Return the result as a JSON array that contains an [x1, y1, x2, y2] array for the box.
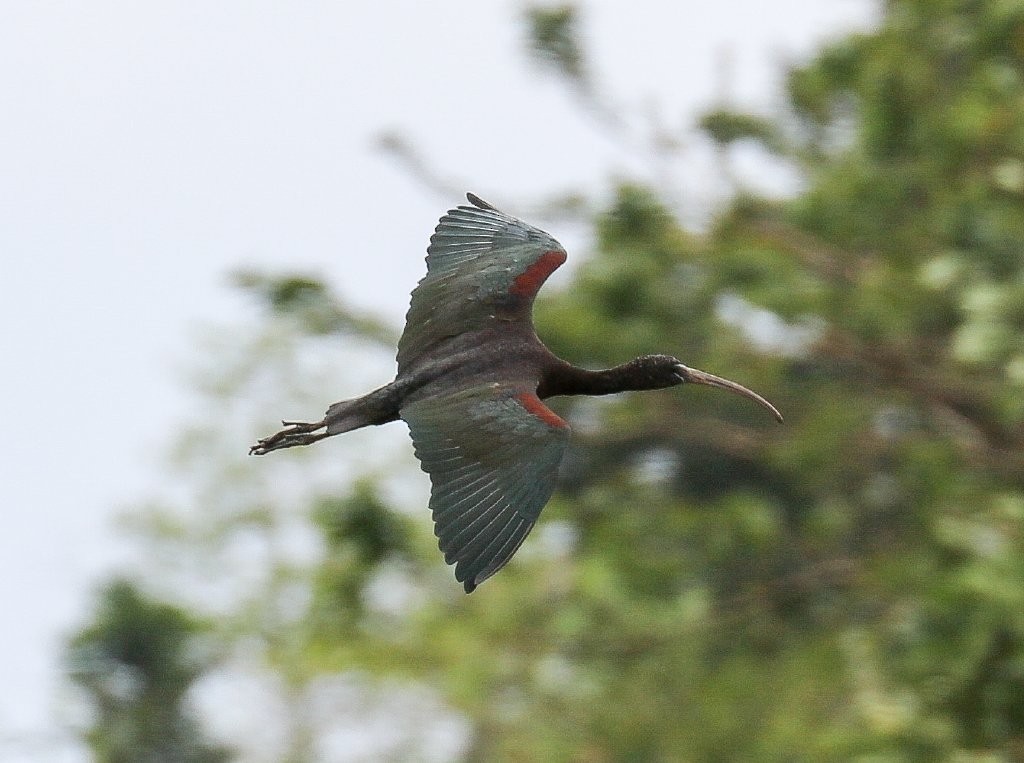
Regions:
[[249, 419, 327, 455]]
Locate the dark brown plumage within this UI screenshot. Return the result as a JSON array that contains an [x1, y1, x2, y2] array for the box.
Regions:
[[251, 193, 782, 592]]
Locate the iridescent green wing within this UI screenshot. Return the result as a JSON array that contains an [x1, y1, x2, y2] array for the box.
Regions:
[[397, 194, 566, 371], [401, 382, 571, 592]]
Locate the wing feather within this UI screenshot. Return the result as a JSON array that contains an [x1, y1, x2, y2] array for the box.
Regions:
[[447, 500, 512, 558], [397, 194, 566, 371], [452, 505, 519, 576], [402, 383, 570, 592], [476, 518, 531, 582]]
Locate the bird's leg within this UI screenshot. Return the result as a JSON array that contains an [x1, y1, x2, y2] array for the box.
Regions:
[[249, 419, 328, 455]]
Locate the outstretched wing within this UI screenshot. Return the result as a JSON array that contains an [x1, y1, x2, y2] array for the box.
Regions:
[[397, 194, 567, 371], [401, 382, 570, 592]]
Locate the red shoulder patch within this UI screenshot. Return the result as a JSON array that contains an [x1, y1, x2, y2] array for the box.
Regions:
[[509, 250, 567, 297], [515, 392, 569, 430]]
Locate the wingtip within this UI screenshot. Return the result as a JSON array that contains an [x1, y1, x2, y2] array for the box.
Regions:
[[463, 579, 477, 594], [466, 192, 498, 211]]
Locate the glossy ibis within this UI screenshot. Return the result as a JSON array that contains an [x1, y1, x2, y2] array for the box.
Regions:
[[251, 193, 782, 592]]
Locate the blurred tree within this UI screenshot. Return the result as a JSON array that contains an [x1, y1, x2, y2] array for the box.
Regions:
[[67, 0, 1024, 759], [66, 580, 230, 763]]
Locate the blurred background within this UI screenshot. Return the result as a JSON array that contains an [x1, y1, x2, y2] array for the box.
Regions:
[[4, 0, 1024, 759]]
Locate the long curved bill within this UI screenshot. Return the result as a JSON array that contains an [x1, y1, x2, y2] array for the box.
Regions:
[[676, 364, 784, 423]]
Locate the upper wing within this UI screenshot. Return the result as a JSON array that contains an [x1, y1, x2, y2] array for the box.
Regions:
[[397, 194, 566, 371], [401, 382, 570, 592]]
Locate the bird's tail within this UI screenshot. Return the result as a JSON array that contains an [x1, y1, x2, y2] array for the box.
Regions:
[[324, 397, 373, 434], [250, 383, 403, 455], [326, 381, 404, 433]]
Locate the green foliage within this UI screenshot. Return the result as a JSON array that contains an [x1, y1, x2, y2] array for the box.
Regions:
[[233, 269, 395, 343], [66, 580, 230, 763], [307, 483, 418, 629], [700, 108, 783, 153], [524, 4, 588, 86]]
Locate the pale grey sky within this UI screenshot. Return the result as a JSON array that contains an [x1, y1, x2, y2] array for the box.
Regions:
[[0, 2, 875, 759]]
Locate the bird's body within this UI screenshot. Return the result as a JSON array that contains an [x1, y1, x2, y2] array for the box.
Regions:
[[252, 193, 782, 592]]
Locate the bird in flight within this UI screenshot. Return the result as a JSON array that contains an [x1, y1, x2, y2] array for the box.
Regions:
[[251, 193, 782, 592]]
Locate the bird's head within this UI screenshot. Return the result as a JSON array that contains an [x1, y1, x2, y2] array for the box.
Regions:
[[633, 354, 783, 422]]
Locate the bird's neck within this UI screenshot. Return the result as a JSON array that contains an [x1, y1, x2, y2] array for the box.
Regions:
[[538, 359, 666, 398]]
